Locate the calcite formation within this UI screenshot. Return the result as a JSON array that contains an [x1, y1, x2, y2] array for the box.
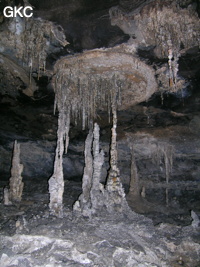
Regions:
[[53, 49, 158, 129], [50, 48, 157, 217], [4, 140, 24, 204], [73, 123, 105, 217], [74, 116, 128, 216], [0, 14, 68, 96], [48, 108, 70, 217], [105, 105, 129, 213], [128, 146, 140, 198], [110, 0, 200, 91], [152, 143, 174, 206], [110, 1, 200, 58]]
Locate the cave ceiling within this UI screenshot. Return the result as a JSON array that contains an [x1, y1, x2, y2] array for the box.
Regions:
[[0, 0, 199, 138]]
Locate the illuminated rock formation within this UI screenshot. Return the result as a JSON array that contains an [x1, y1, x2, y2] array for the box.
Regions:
[[105, 105, 128, 213], [48, 109, 70, 217], [110, 0, 200, 91], [73, 123, 104, 216], [0, 14, 68, 97], [4, 140, 24, 204], [50, 48, 157, 217]]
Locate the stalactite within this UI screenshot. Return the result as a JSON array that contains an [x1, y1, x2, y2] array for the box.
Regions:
[[4, 141, 24, 204], [167, 39, 180, 90], [167, 40, 174, 88], [2, 15, 68, 80], [52, 50, 156, 130]]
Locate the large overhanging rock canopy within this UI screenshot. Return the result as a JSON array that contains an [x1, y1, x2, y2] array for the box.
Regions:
[[53, 49, 158, 128]]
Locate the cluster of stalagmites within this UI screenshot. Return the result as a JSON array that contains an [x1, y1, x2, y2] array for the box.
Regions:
[[3, 141, 24, 205], [49, 92, 129, 217], [74, 119, 128, 217]]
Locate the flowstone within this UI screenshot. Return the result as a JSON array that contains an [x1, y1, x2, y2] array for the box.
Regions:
[[53, 49, 157, 129]]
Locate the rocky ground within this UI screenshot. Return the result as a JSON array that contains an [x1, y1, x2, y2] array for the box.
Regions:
[[0, 169, 200, 267]]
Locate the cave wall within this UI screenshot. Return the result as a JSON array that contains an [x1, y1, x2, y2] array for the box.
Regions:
[[0, 0, 199, 215]]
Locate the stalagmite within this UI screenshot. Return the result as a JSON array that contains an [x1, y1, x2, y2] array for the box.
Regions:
[[90, 123, 105, 212], [78, 129, 94, 212], [128, 146, 140, 198], [3, 188, 12, 206], [164, 145, 174, 207], [73, 123, 104, 217], [153, 143, 174, 206], [48, 108, 70, 217], [4, 140, 24, 204], [105, 104, 128, 213]]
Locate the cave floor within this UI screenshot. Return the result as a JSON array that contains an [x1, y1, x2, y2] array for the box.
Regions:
[[0, 177, 200, 267]]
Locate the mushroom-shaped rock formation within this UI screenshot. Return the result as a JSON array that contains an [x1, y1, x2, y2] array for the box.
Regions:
[[49, 48, 158, 217], [53, 49, 158, 128]]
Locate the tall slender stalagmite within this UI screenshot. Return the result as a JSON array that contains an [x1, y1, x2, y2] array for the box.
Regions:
[[79, 128, 94, 212], [163, 145, 174, 207], [128, 146, 140, 198], [153, 143, 174, 207], [90, 123, 105, 212], [106, 104, 127, 213], [48, 108, 70, 217], [4, 140, 24, 204]]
